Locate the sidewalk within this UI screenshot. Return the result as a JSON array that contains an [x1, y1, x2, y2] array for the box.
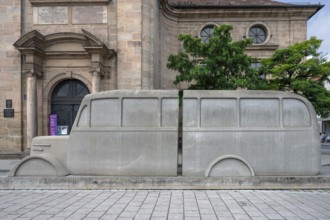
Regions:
[[0, 190, 329, 220]]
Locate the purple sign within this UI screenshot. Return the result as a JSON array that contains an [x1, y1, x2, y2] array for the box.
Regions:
[[49, 114, 58, 135]]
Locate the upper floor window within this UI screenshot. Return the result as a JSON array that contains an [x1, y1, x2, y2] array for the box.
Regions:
[[200, 26, 214, 43], [251, 62, 262, 71], [248, 25, 267, 44]]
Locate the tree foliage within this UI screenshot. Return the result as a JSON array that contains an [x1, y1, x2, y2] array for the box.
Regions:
[[167, 24, 263, 90], [259, 37, 330, 117], [167, 24, 330, 117]]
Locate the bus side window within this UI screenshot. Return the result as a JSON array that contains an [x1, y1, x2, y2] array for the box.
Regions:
[[77, 105, 89, 127], [201, 98, 237, 127], [91, 99, 120, 127], [183, 98, 198, 127], [283, 99, 311, 127], [240, 99, 279, 127], [161, 98, 178, 127], [122, 98, 158, 127]]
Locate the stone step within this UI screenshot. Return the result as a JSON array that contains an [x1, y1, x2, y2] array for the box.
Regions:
[[1, 175, 330, 190]]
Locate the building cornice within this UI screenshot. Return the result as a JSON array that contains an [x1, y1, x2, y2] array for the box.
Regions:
[[159, 0, 323, 21]]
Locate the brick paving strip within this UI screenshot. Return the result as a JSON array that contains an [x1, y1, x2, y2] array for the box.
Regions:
[[0, 190, 329, 220]]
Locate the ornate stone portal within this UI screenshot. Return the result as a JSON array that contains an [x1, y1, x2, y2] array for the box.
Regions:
[[14, 30, 116, 147]]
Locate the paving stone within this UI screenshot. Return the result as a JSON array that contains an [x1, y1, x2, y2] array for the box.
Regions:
[[66, 214, 89, 220], [251, 217, 269, 220], [133, 214, 151, 220], [168, 215, 183, 220], [42, 218, 65, 220], [215, 210, 234, 217], [284, 217, 303, 220], [264, 213, 285, 219], [14, 218, 33, 220], [1, 215, 24, 220], [199, 208, 214, 214], [0, 190, 329, 220], [151, 211, 168, 217], [200, 214, 218, 220], [85, 211, 106, 218], [119, 211, 138, 218], [233, 214, 253, 220], [169, 207, 183, 214], [32, 215, 53, 220], [185, 210, 200, 217], [137, 208, 153, 215]]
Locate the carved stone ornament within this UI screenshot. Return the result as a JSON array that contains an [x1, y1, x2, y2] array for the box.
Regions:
[[90, 63, 111, 79], [29, 0, 111, 6], [24, 64, 44, 78]]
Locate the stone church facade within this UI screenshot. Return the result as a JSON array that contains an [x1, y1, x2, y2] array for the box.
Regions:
[[0, 0, 322, 156]]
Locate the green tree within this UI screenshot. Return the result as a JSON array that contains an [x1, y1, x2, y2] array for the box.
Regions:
[[167, 24, 263, 90], [259, 37, 330, 117]]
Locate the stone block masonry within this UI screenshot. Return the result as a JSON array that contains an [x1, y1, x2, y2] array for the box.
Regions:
[[117, 0, 143, 89], [0, 0, 22, 154]]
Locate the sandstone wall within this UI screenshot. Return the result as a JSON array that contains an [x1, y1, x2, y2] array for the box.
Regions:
[[158, 7, 310, 89], [159, 12, 179, 89], [0, 0, 22, 155]]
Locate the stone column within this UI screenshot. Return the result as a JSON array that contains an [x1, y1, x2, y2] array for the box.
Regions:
[[92, 71, 101, 94], [26, 71, 37, 149]]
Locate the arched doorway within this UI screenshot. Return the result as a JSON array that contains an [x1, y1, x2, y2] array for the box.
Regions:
[[51, 79, 89, 134]]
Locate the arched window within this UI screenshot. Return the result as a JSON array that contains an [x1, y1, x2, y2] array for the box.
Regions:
[[200, 25, 215, 43], [51, 79, 89, 134]]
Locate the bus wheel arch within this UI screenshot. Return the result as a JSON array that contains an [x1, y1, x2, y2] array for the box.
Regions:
[[8, 154, 69, 177], [205, 155, 255, 177]]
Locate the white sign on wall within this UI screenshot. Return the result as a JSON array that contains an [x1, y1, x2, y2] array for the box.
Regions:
[[72, 6, 107, 24], [33, 7, 69, 24], [33, 6, 107, 25]]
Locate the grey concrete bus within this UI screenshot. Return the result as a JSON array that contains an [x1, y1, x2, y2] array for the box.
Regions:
[[182, 90, 320, 176], [9, 90, 320, 177]]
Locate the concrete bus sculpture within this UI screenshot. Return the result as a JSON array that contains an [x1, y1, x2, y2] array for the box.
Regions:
[[9, 90, 320, 177], [182, 90, 320, 177]]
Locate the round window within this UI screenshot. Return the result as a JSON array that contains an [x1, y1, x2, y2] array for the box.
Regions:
[[200, 26, 214, 43], [248, 25, 267, 44]]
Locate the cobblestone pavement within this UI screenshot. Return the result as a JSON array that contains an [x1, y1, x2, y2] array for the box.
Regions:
[[0, 190, 329, 220]]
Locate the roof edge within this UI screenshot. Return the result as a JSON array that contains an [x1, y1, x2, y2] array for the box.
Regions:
[[169, 4, 324, 10], [162, 0, 324, 21]]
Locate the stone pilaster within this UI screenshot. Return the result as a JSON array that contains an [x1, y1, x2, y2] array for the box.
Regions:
[[142, 0, 153, 89], [20, 51, 44, 149], [91, 71, 101, 94], [88, 54, 111, 93]]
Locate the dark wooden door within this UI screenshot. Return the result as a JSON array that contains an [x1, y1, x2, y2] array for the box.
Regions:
[[51, 79, 89, 134]]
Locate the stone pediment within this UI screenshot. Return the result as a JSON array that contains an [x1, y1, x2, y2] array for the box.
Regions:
[[14, 29, 115, 78], [13, 30, 45, 53], [14, 29, 115, 58]]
